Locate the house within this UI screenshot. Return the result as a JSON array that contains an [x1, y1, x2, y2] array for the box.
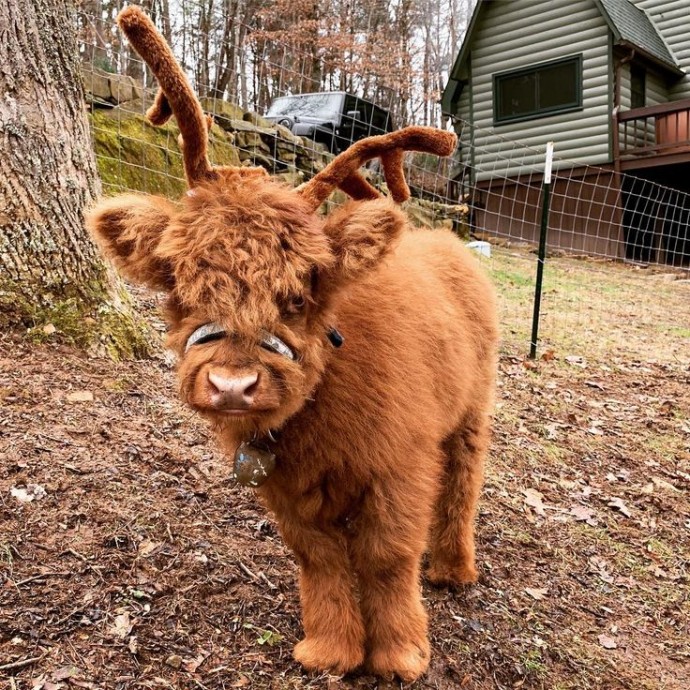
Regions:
[[442, 0, 690, 265]]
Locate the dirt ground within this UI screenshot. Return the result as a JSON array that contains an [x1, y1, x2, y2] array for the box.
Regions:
[[1, 293, 689, 689]]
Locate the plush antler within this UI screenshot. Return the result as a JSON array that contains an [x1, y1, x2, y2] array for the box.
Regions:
[[298, 127, 457, 210], [117, 6, 216, 186]]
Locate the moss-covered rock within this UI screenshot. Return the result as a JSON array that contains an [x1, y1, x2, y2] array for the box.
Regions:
[[238, 150, 276, 169], [274, 123, 303, 145], [90, 109, 240, 197], [82, 63, 143, 107], [404, 198, 470, 237], [243, 111, 275, 129], [82, 65, 112, 105], [200, 97, 246, 122]]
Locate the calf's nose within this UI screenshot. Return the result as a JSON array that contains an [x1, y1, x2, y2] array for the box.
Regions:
[[207, 371, 259, 409]]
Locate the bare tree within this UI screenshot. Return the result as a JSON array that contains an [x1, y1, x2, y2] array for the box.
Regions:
[[0, 0, 149, 356], [74, 0, 474, 122]]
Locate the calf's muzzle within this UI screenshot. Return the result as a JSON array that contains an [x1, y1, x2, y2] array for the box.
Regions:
[[207, 370, 260, 410]]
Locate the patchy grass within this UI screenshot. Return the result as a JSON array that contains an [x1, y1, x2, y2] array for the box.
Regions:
[[483, 245, 690, 363], [669, 326, 690, 339]]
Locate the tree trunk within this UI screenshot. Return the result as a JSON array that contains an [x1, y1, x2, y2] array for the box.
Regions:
[[0, 0, 151, 357], [396, 0, 413, 126]]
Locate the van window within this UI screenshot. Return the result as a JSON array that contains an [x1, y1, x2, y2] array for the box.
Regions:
[[371, 106, 391, 134]]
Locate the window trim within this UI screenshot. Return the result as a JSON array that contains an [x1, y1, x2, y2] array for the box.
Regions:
[[493, 55, 584, 125]]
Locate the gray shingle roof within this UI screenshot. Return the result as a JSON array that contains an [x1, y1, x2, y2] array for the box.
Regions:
[[598, 0, 678, 71]]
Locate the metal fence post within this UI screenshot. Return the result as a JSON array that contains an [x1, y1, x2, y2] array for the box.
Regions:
[[529, 142, 554, 360]]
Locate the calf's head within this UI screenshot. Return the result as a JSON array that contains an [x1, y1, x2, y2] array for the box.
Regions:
[[87, 7, 456, 439]]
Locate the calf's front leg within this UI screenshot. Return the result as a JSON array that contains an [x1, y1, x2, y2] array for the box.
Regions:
[[350, 496, 434, 682], [279, 515, 365, 675]]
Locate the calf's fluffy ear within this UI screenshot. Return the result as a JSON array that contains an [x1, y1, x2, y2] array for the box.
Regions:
[[86, 194, 176, 291], [322, 198, 406, 280]]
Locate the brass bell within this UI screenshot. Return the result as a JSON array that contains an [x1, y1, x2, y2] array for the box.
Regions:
[[233, 441, 276, 487]]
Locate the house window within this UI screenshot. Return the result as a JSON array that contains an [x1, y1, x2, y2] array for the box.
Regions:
[[631, 65, 646, 109], [494, 55, 583, 124]]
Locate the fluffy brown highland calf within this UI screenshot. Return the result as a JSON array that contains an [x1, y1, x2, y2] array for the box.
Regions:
[[86, 7, 499, 682]]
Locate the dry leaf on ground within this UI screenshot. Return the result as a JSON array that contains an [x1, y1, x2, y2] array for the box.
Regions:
[[525, 587, 548, 600], [66, 390, 94, 403], [108, 612, 132, 640], [522, 488, 546, 516], [598, 634, 618, 649], [570, 505, 598, 526], [608, 497, 631, 517]]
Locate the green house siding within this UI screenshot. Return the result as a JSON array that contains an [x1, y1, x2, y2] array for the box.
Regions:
[[618, 63, 666, 147], [619, 61, 668, 109], [446, 0, 690, 181], [457, 0, 612, 178]]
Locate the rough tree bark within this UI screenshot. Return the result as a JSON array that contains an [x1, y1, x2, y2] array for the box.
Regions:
[[0, 0, 150, 357]]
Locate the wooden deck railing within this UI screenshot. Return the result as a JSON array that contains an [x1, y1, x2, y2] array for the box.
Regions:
[[615, 98, 690, 160]]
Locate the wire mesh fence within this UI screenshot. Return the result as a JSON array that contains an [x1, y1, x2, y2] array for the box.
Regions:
[[450, 116, 689, 364], [78, 1, 465, 223], [77, 3, 689, 367]]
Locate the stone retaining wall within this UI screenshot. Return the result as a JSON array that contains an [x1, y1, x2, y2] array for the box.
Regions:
[[83, 65, 468, 234]]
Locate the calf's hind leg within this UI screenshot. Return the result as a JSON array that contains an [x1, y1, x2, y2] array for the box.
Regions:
[[427, 409, 490, 586]]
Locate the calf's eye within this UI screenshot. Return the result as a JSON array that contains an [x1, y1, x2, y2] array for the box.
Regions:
[[185, 322, 227, 352], [291, 296, 306, 310], [195, 331, 225, 345], [283, 295, 306, 316], [260, 331, 296, 360]]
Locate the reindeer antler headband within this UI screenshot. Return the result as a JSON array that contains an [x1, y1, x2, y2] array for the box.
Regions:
[[117, 7, 216, 185], [117, 6, 457, 208], [298, 128, 456, 208]]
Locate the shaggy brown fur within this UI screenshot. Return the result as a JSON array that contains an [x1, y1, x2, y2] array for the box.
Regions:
[[86, 7, 499, 682]]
